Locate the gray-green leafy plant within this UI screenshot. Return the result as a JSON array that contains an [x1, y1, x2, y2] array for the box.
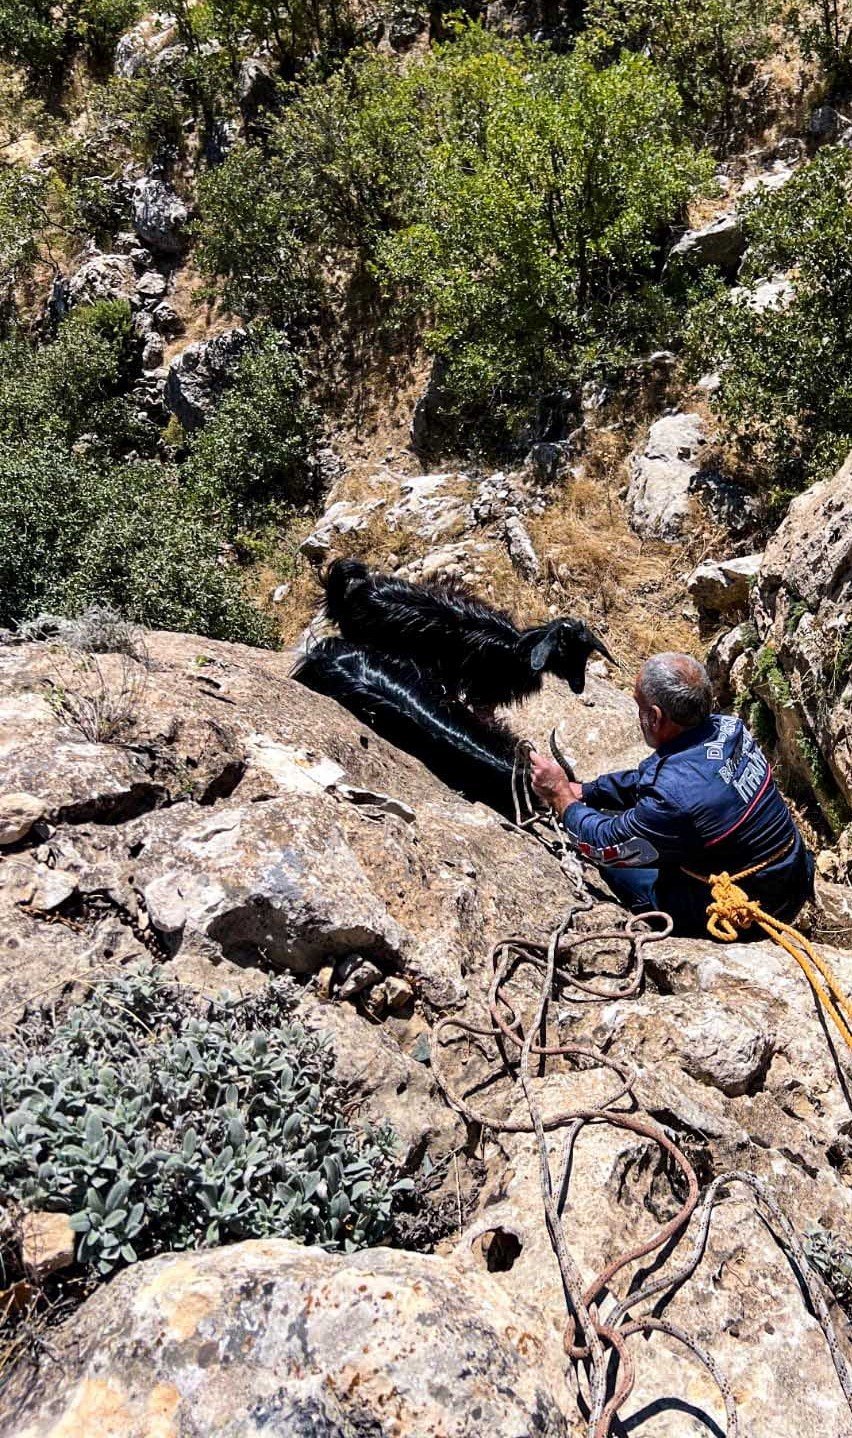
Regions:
[[0, 968, 411, 1278]]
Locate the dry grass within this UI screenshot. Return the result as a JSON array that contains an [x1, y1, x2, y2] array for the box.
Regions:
[[267, 419, 719, 675]]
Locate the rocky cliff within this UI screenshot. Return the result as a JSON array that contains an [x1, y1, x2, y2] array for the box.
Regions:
[[3, 628, 852, 1437]]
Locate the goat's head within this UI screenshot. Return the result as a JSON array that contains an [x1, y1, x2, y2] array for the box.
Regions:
[[530, 619, 615, 694]]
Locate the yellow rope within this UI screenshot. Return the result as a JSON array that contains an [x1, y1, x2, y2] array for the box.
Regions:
[[682, 847, 852, 1052]]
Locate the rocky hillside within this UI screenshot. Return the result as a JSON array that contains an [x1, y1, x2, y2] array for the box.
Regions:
[[2, 628, 852, 1436], [3, 2, 852, 1433]]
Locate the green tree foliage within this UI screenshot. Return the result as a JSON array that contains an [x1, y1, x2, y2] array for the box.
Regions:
[[0, 167, 51, 324], [687, 145, 852, 506], [0, 315, 276, 645], [194, 50, 414, 321], [0, 0, 139, 91], [791, 0, 852, 89], [379, 30, 710, 428], [187, 331, 322, 516], [196, 27, 710, 437], [582, 0, 779, 152], [0, 969, 411, 1276]]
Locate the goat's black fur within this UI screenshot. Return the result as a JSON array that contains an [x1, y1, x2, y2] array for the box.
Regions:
[[292, 637, 518, 815], [323, 558, 613, 709]]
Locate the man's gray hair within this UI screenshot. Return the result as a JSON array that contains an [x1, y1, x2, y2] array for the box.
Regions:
[[639, 653, 713, 727]]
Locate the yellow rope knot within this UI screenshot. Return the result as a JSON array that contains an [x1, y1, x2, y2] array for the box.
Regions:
[[705, 872, 760, 941], [682, 847, 852, 1053]]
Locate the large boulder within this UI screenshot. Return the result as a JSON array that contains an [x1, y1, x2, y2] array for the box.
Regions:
[[3, 628, 852, 1434], [67, 252, 137, 307], [667, 211, 745, 274], [626, 411, 709, 541], [747, 450, 852, 822], [5, 1241, 570, 1438], [164, 328, 248, 430], [687, 551, 762, 618], [131, 175, 188, 255]]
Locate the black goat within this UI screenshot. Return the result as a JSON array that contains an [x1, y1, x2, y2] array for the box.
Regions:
[[292, 637, 518, 816], [322, 558, 614, 710]]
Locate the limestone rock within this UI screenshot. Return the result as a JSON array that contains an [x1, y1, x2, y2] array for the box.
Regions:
[[739, 160, 797, 199], [706, 621, 754, 705], [732, 274, 796, 312], [164, 329, 248, 430], [300, 497, 385, 560], [0, 792, 46, 846], [680, 1002, 774, 1095], [335, 953, 383, 998], [5, 1240, 570, 1438], [503, 513, 540, 578], [626, 411, 708, 541], [20, 1211, 76, 1279], [749, 450, 852, 816], [67, 253, 137, 307], [131, 176, 188, 255], [115, 14, 179, 77], [668, 211, 744, 274], [687, 552, 762, 617], [143, 874, 187, 935], [15, 863, 78, 913], [135, 269, 167, 302]]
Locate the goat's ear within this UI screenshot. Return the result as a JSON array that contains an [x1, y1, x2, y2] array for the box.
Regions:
[[530, 632, 556, 672]]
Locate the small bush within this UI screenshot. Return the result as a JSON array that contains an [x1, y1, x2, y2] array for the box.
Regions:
[[187, 331, 322, 516], [16, 604, 143, 657], [687, 146, 852, 506], [0, 968, 411, 1276], [582, 0, 779, 153], [0, 444, 277, 647]]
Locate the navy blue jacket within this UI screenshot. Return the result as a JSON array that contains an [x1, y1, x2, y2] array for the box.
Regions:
[[563, 715, 813, 934]]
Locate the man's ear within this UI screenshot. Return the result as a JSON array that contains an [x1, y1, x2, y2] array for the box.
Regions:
[[649, 704, 663, 731], [531, 631, 557, 672]]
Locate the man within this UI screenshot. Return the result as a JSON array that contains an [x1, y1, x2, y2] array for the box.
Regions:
[[530, 652, 814, 937]]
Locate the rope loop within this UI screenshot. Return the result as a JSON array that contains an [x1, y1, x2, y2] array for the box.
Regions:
[[705, 872, 759, 941]]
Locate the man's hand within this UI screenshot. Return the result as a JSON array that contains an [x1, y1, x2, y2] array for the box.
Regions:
[[529, 752, 583, 814]]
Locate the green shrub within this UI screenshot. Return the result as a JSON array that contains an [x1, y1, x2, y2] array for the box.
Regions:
[[0, 167, 52, 322], [687, 146, 852, 506], [187, 331, 322, 516], [378, 29, 710, 438], [0, 968, 411, 1276], [0, 443, 277, 646], [582, 0, 779, 152], [196, 28, 710, 440], [0, 0, 139, 90], [0, 321, 133, 449], [791, 0, 852, 89]]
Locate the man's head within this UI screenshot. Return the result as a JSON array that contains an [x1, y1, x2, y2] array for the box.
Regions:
[[634, 652, 713, 750]]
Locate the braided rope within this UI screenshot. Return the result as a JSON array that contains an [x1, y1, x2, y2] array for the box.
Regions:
[[430, 744, 852, 1435]]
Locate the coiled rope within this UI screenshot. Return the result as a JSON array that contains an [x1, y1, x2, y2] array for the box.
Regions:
[[682, 848, 852, 1052], [430, 744, 852, 1436]]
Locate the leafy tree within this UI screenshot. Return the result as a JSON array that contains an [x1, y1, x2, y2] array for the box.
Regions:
[[582, 0, 779, 152], [196, 29, 709, 440], [0, 317, 276, 644], [686, 146, 852, 507], [379, 28, 711, 435], [0, 0, 139, 92], [791, 0, 852, 89], [187, 331, 322, 517], [194, 50, 414, 320]]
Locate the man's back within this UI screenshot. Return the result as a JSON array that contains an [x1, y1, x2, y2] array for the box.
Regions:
[[564, 714, 813, 935]]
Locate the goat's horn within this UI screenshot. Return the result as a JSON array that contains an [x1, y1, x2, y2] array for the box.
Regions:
[[591, 634, 621, 669], [549, 727, 576, 781]]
